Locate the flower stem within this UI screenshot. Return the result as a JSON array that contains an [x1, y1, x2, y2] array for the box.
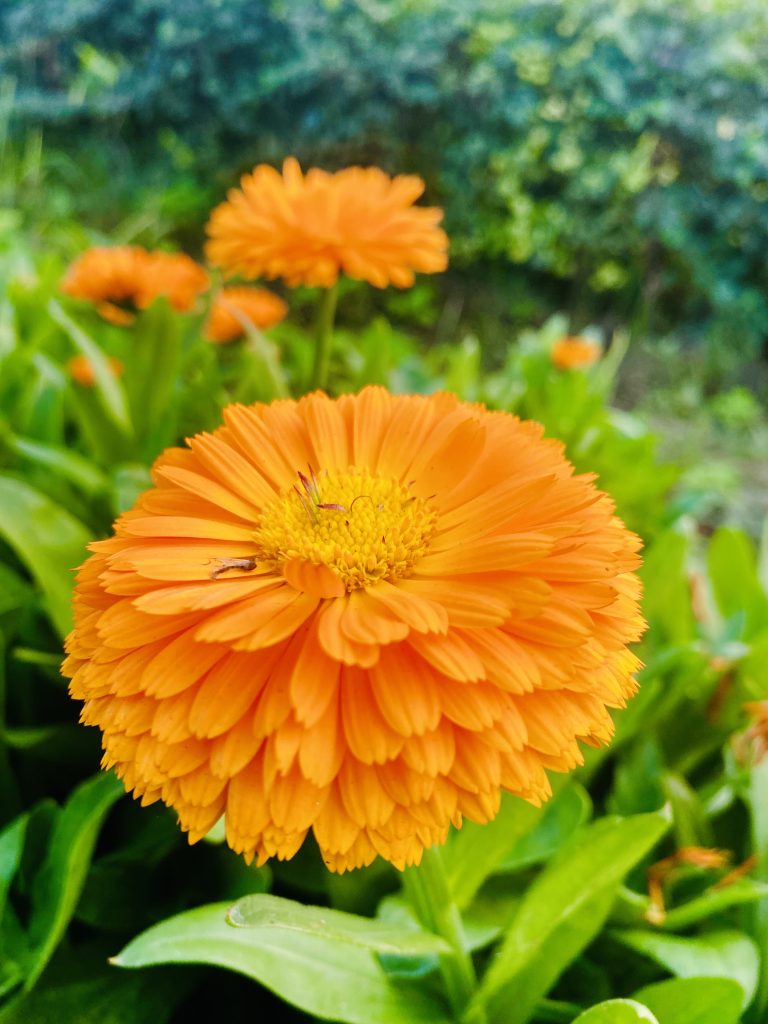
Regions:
[[310, 283, 338, 392], [402, 846, 487, 1024]]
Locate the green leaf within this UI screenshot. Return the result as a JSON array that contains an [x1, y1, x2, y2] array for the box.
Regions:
[[571, 999, 659, 1023], [476, 812, 669, 1024], [228, 893, 451, 957], [48, 299, 132, 436], [113, 902, 450, 1024], [614, 929, 759, 1009], [22, 773, 123, 990], [123, 300, 181, 454], [0, 814, 27, 918], [707, 528, 768, 637], [632, 977, 744, 1024], [442, 791, 545, 909], [641, 531, 694, 644], [660, 879, 768, 931], [499, 783, 592, 872], [110, 464, 152, 515], [662, 771, 713, 847], [5, 434, 108, 497], [0, 474, 92, 637]]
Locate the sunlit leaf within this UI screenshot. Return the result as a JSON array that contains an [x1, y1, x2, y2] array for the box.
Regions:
[[113, 902, 450, 1024], [0, 474, 91, 637]]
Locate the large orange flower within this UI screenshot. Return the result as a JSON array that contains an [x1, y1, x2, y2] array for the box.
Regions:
[[205, 286, 288, 344], [205, 158, 449, 289], [61, 247, 209, 323], [63, 388, 644, 872]]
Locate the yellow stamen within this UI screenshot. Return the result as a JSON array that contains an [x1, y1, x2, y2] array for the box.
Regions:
[[255, 468, 436, 590]]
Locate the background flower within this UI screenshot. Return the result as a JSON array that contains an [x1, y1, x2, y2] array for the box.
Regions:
[[62, 246, 209, 322], [205, 286, 288, 343], [67, 354, 124, 386], [64, 387, 644, 873], [551, 335, 602, 370], [205, 158, 449, 289]]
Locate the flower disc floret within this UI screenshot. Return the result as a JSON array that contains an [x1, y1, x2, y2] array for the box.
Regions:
[[256, 469, 437, 591]]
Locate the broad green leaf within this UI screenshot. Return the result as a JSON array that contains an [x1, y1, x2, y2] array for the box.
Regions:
[[0, 474, 92, 637], [571, 999, 659, 1023], [707, 528, 768, 637], [0, 564, 32, 618], [113, 902, 450, 1024], [6, 434, 108, 497], [499, 782, 592, 872], [0, 815, 27, 917], [123, 300, 181, 454], [110, 464, 152, 515], [442, 791, 546, 909], [228, 893, 450, 957], [641, 531, 694, 644], [608, 736, 665, 815], [476, 813, 669, 1024], [48, 299, 132, 436], [614, 929, 759, 1009], [662, 771, 713, 847], [23, 773, 123, 990], [661, 878, 768, 931], [632, 977, 744, 1024]]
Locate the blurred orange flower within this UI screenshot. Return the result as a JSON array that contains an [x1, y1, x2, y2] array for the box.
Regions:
[[551, 336, 602, 370], [205, 157, 448, 289], [205, 286, 288, 344], [67, 354, 124, 387], [61, 246, 209, 323], [64, 388, 644, 872]]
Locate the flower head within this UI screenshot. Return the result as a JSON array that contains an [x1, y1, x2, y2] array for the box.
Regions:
[[67, 354, 124, 387], [62, 246, 209, 323], [551, 335, 602, 371], [205, 158, 449, 289], [63, 388, 644, 872], [205, 286, 288, 344]]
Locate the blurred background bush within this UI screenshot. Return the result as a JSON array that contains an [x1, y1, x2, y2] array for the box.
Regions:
[[3, 0, 768, 388]]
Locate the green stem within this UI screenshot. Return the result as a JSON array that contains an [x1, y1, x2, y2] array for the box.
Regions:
[[402, 846, 486, 1024], [310, 283, 338, 392]]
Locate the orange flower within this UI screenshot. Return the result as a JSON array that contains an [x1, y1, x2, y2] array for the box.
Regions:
[[61, 246, 209, 323], [205, 286, 288, 344], [63, 388, 644, 872], [67, 354, 124, 387], [205, 157, 448, 289], [551, 336, 602, 370]]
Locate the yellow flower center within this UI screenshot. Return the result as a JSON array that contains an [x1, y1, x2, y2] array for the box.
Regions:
[[255, 468, 437, 590]]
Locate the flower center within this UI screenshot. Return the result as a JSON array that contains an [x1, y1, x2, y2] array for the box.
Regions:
[[255, 468, 437, 590]]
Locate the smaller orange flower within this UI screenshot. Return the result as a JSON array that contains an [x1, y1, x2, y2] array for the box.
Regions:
[[67, 355, 124, 387], [551, 336, 601, 370], [61, 247, 209, 323], [205, 157, 448, 289], [205, 286, 288, 344]]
